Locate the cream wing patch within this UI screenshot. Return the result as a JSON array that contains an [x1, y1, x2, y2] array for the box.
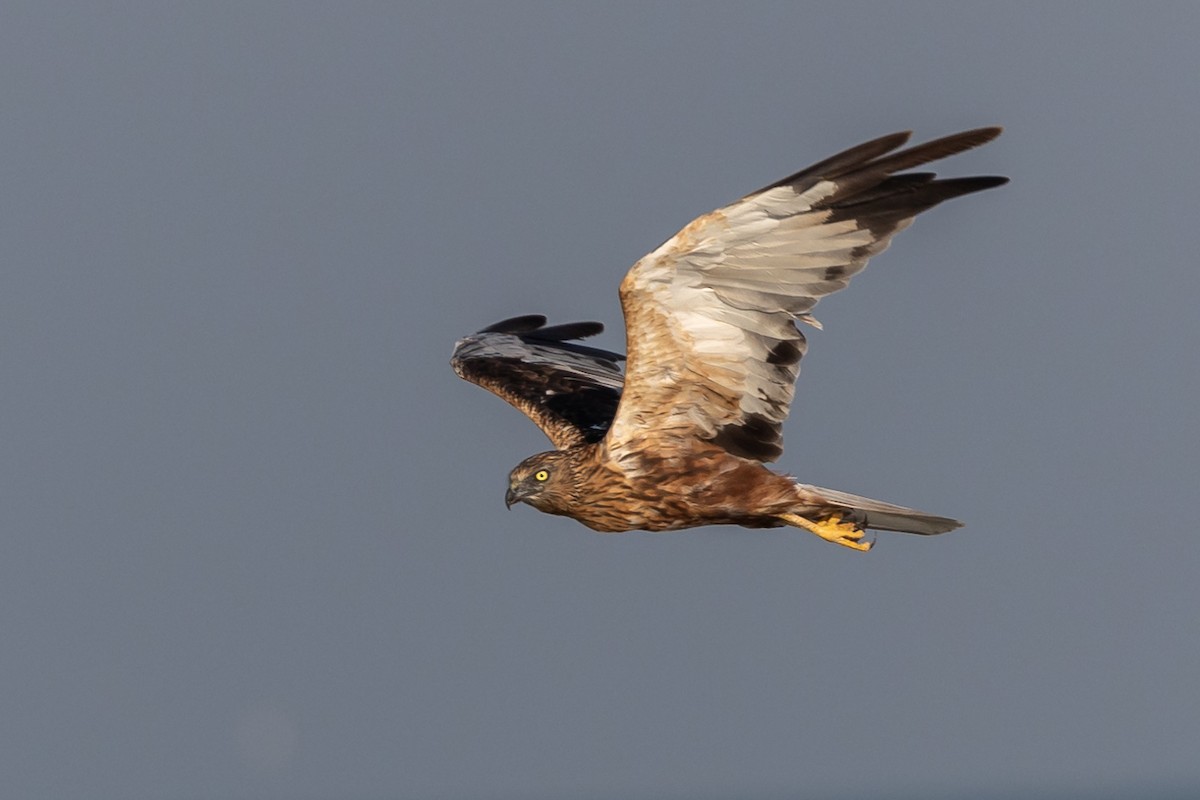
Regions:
[[605, 128, 1007, 465]]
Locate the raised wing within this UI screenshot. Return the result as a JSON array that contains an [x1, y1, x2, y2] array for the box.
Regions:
[[608, 127, 1007, 464], [451, 315, 625, 450]]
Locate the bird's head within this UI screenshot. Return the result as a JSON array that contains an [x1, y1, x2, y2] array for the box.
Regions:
[[505, 451, 575, 515]]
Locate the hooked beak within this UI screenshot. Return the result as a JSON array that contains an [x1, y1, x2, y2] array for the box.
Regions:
[[505, 486, 521, 509]]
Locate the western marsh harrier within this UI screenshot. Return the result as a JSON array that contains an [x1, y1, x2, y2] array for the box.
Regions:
[[452, 128, 1006, 550]]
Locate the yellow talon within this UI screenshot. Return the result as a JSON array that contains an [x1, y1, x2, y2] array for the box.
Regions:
[[778, 512, 872, 552]]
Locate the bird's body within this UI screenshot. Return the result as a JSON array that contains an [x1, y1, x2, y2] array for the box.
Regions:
[[507, 442, 803, 532], [453, 127, 1006, 550]]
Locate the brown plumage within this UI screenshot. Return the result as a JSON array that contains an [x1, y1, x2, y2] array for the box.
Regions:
[[452, 127, 1007, 550]]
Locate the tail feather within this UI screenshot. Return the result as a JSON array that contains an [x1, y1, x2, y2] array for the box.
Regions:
[[794, 483, 962, 535]]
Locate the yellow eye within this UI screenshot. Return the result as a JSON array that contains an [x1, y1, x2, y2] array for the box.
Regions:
[[534, 469, 550, 482]]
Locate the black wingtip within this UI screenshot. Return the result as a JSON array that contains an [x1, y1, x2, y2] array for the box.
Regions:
[[480, 315, 547, 334], [476, 315, 607, 342], [934, 175, 1010, 197], [864, 127, 1005, 176], [944, 125, 1004, 147], [531, 321, 605, 341], [462, 316, 625, 362], [971, 125, 1004, 142]]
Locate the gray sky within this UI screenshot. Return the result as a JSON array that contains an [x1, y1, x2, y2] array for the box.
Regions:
[[3, 3, 1199, 799]]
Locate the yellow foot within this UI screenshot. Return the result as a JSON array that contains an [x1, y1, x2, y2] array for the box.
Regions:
[[778, 512, 872, 552]]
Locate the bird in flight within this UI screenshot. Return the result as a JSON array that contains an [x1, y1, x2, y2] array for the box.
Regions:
[[452, 127, 1006, 550]]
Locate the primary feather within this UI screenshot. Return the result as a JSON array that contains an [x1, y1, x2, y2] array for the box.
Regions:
[[609, 127, 1006, 464], [451, 315, 624, 449]]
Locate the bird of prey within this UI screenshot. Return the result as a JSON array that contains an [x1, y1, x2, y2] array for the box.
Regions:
[[452, 127, 1006, 550]]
